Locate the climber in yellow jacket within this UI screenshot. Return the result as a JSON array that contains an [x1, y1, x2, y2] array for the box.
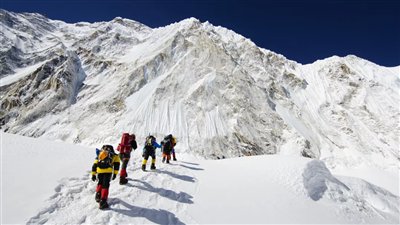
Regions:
[[91, 145, 120, 209]]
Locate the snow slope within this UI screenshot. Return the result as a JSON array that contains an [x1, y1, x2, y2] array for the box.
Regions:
[[2, 132, 399, 224], [1, 132, 93, 223]]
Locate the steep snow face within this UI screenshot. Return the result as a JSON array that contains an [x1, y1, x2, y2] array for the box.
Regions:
[[0, 10, 399, 170], [292, 57, 400, 170]]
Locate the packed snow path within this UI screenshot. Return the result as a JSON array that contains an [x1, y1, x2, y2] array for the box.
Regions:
[[27, 157, 199, 224], [26, 155, 399, 224]]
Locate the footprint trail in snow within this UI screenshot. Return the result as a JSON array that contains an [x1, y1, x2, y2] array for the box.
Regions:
[[27, 159, 201, 224]]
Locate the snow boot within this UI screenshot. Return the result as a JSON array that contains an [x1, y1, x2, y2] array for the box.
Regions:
[[99, 199, 109, 209], [95, 192, 101, 203], [99, 189, 109, 209], [119, 176, 128, 185], [162, 157, 165, 163], [95, 184, 102, 202], [166, 159, 170, 164], [150, 163, 156, 170], [142, 164, 146, 171], [172, 152, 177, 161]]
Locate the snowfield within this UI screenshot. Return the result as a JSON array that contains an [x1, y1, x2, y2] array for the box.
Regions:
[[2, 132, 399, 224]]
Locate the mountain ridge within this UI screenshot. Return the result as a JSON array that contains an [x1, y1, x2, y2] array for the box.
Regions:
[[0, 10, 398, 171]]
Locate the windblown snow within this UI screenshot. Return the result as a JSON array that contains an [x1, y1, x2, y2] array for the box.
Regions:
[[0, 9, 399, 224]]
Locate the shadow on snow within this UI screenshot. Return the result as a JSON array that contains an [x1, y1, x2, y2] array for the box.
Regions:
[[179, 164, 204, 171], [179, 161, 200, 166], [113, 199, 185, 225], [156, 169, 196, 183], [128, 179, 194, 204]]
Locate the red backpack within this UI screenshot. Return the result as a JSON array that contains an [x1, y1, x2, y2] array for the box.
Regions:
[[117, 133, 134, 153]]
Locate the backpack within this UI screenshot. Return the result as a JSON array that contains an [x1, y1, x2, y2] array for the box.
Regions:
[[161, 135, 173, 153], [96, 145, 115, 169], [144, 135, 155, 151], [172, 137, 176, 146], [162, 139, 173, 152], [165, 134, 173, 141], [117, 133, 134, 153]]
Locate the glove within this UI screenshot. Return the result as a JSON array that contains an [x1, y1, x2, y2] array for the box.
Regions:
[[91, 175, 96, 182], [112, 174, 116, 180]]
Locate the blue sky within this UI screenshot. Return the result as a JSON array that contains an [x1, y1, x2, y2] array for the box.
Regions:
[[1, 0, 399, 66]]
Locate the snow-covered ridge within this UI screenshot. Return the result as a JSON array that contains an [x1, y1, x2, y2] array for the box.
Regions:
[[0, 10, 399, 173]]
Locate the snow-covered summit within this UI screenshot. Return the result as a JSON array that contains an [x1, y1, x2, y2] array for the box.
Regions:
[[0, 10, 399, 172]]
